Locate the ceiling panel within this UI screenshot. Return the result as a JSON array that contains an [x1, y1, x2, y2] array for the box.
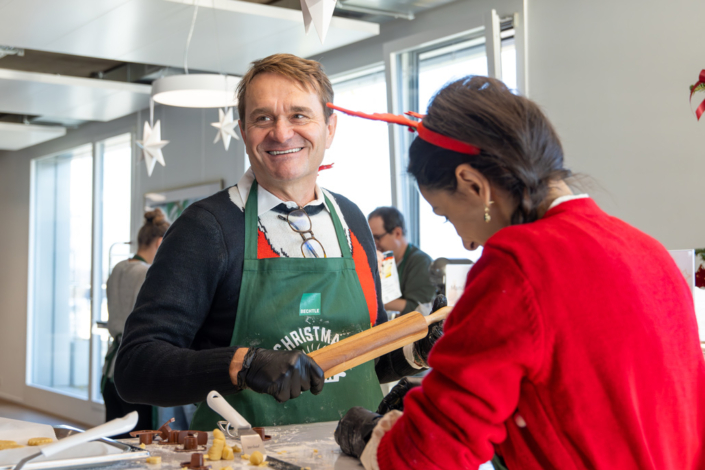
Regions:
[[0, 122, 66, 151], [0, 69, 151, 122], [0, 0, 379, 75]]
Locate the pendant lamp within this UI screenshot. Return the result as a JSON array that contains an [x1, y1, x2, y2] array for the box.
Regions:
[[151, 73, 239, 108]]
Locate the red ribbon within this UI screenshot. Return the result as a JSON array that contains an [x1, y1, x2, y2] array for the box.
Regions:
[[690, 70, 705, 121], [327, 103, 480, 155], [318, 163, 334, 172]]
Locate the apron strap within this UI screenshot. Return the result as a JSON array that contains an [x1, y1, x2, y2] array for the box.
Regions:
[[322, 192, 352, 260], [244, 181, 260, 260], [243, 181, 352, 260]]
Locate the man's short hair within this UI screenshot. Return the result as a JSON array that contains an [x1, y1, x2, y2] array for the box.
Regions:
[[368, 206, 406, 236], [236, 53, 334, 124]]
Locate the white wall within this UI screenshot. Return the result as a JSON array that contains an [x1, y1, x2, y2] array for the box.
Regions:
[[0, 106, 244, 424], [319, 0, 705, 250], [527, 0, 705, 249]]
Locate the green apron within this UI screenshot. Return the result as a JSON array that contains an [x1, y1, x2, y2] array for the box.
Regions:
[[191, 181, 383, 429]]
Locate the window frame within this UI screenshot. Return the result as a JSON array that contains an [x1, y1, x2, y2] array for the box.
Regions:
[[26, 132, 134, 411], [383, 6, 526, 247]]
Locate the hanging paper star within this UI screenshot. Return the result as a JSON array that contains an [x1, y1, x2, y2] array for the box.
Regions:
[[300, 0, 336, 44], [137, 120, 168, 176], [211, 108, 239, 151]]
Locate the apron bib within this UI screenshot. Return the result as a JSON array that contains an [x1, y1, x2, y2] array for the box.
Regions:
[[191, 181, 382, 429]]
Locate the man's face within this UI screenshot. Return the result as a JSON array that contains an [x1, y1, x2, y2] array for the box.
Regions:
[[368, 216, 397, 252], [239, 73, 337, 187]]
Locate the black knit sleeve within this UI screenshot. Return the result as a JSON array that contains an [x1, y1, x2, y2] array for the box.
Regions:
[[114, 202, 241, 406]]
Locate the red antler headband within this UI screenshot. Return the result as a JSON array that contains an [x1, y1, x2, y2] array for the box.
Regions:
[[326, 103, 481, 155]]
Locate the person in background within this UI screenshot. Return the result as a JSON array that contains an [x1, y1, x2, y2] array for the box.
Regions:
[[368, 207, 435, 315], [102, 209, 170, 435], [334, 76, 705, 469]]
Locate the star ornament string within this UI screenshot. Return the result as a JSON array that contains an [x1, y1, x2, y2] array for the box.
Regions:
[[137, 119, 169, 177], [211, 107, 240, 151], [137, 98, 169, 176]]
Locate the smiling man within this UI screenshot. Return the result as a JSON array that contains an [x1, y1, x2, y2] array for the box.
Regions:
[[115, 54, 441, 430]]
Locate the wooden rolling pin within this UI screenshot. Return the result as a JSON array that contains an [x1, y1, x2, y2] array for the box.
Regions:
[[308, 306, 452, 378]]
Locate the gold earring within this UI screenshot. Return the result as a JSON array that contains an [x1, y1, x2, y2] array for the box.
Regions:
[[484, 206, 491, 223]]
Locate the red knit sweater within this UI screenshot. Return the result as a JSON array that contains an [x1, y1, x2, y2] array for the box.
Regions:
[[378, 198, 705, 469]]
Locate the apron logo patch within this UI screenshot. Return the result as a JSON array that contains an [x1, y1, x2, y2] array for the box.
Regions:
[[299, 293, 321, 316]]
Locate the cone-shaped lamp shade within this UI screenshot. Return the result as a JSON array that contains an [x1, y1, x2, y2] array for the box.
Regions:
[[151, 74, 240, 108]]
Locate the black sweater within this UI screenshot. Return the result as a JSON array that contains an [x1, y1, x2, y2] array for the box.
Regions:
[[115, 188, 416, 406]]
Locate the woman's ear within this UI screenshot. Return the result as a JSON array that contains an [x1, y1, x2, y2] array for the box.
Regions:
[[455, 163, 492, 205]]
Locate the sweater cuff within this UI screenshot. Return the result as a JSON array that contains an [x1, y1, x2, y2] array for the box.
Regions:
[[361, 410, 403, 470], [206, 347, 242, 394]]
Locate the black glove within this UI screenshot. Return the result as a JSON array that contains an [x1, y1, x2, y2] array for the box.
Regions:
[[236, 348, 325, 403], [334, 407, 382, 458], [376, 377, 422, 414], [411, 294, 447, 367]]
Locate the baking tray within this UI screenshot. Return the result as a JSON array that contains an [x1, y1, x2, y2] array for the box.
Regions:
[[0, 425, 150, 470]]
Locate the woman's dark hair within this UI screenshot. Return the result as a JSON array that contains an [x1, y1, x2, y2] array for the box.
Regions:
[[137, 208, 170, 248], [408, 75, 571, 225]]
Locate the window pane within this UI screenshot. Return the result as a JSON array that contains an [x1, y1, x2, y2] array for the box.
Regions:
[[501, 37, 517, 92], [320, 69, 392, 218], [99, 133, 133, 323], [30, 145, 93, 398], [93, 133, 132, 403], [417, 40, 488, 262]]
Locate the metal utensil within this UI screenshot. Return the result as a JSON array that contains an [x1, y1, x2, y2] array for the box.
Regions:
[[265, 455, 306, 470], [53, 425, 142, 452], [13, 412, 138, 470], [206, 391, 266, 456]]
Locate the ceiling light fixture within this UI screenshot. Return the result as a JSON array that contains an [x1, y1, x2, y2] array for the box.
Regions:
[[149, 4, 239, 109], [151, 73, 239, 108]]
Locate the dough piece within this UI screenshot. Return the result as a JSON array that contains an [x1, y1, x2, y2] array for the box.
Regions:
[[207, 438, 225, 460], [0, 441, 17, 445], [213, 428, 226, 441], [221, 445, 234, 460], [249, 451, 264, 465], [28, 437, 53, 446], [232, 444, 242, 452], [222, 467, 233, 470], [241, 453, 250, 460], [139, 443, 146, 449], [0, 443, 23, 450], [146, 456, 162, 464]]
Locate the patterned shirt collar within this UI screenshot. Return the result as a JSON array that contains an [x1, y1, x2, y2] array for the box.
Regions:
[[236, 167, 328, 217]]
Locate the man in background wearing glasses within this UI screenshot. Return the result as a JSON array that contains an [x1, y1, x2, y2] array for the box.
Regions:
[[115, 53, 442, 429], [368, 207, 436, 316]]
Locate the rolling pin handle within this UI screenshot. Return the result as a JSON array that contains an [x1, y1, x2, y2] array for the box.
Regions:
[[424, 306, 452, 326]]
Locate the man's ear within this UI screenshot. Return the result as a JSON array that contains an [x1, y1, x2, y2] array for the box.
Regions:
[[392, 226, 404, 238], [325, 113, 338, 149], [455, 163, 492, 206]]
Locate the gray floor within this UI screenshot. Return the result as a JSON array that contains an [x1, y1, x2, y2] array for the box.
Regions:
[[0, 398, 88, 428]]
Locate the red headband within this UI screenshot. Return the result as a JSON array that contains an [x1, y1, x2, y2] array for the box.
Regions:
[[326, 103, 481, 155]]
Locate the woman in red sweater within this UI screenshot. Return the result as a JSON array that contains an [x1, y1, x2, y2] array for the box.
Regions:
[[334, 76, 705, 469]]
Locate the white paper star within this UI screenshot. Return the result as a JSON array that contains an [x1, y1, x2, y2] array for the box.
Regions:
[[137, 120, 168, 177], [211, 108, 239, 151], [300, 0, 336, 44]]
